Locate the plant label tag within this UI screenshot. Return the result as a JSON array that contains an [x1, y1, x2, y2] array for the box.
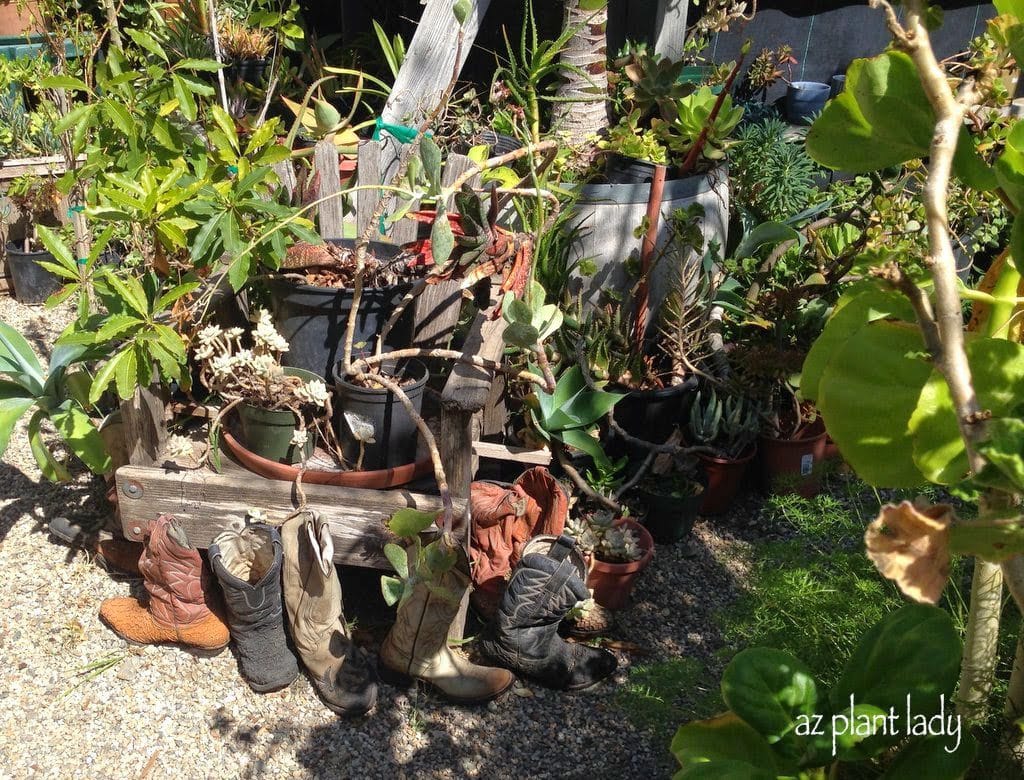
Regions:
[[800, 454, 814, 476]]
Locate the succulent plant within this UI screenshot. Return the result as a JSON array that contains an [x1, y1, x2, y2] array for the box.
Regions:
[[566, 511, 644, 564], [689, 387, 760, 459]]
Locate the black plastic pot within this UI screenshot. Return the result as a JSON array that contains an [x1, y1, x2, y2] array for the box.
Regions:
[[225, 58, 269, 86], [638, 472, 707, 544], [477, 130, 523, 156], [332, 359, 428, 471], [266, 240, 416, 380], [613, 375, 699, 447], [235, 367, 321, 465], [5, 243, 61, 304], [605, 153, 676, 185]]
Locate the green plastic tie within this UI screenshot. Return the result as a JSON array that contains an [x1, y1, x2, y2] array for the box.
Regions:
[[67, 204, 84, 219], [372, 116, 419, 144], [227, 164, 239, 175], [76, 257, 88, 266]]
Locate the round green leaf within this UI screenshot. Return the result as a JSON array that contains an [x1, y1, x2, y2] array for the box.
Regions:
[[671, 712, 777, 777], [831, 605, 959, 726], [910, 337, 1024, 485], [818, 320, 931, 487], [802, 283, 915, 403], [721, 648, 820, 763]]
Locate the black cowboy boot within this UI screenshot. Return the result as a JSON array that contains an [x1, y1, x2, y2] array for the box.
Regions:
[[210, 523, 300, 693], [480, 534, 617, 690]]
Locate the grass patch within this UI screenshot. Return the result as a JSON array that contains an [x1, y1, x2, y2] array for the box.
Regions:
[[614, 658, 722, 744]]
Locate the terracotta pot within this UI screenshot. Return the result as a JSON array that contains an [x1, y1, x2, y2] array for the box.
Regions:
[[758, 422, 827, 498], [0, 0, 42, 36], [696, 446, 756, 515], [222, 429, 431, 488], [824, 434, 841, 461], [586, 518, 654, 610]]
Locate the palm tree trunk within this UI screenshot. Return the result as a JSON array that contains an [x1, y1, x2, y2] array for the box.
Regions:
[[955, 559, 1004, 723], [552, 0, 608, 143]]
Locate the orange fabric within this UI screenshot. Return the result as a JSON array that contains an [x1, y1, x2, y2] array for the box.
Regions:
[[469, 468, 568, 617]]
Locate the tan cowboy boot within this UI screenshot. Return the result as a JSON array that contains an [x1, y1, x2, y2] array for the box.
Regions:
[[99, 515, 229, 653], [281, 511, 377, 716], [379, 533, 514, 703]]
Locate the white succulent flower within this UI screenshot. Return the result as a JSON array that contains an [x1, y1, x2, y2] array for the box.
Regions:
[[234, 349, 255, 370], [210, 353, 236, 378], [295, 379, 329, 407], [290, 429, 309, 447], [196, 324, 223, 344], [225, 327, 244, 339], [194, 342, 215, 360], [252, 309, 290, 353], [166, 434, 195, 459], [251, 353, 278, 376]]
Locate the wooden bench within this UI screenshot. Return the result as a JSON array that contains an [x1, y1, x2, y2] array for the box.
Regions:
[[115, 140, 507, 572]]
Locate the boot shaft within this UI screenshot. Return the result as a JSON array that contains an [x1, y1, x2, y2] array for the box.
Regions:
[[496, 535, 589, 632], [210, 524, 285, 628], [139, 514, 216, 628]]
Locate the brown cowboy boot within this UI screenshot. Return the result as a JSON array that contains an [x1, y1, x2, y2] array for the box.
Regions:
[[99, 515, 229, 653], [379, 532, 514, 703]]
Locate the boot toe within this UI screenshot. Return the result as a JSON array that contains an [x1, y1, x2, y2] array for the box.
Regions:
[[565, 646, 618, 691], [99, 597, 170, 645]]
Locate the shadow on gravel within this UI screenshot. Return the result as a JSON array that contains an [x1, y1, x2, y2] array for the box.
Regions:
[[0, 462, 111, 552]]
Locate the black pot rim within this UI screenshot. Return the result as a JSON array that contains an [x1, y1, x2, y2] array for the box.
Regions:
[[614, 373, 699, 402], [332, 358, 429, 392], [4, 242, 52, 258]]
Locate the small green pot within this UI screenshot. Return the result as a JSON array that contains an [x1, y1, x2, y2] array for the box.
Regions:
[[235, 367, 320, 464]]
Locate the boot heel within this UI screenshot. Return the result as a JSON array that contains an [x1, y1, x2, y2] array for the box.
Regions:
[[377, 662, 414, 690]]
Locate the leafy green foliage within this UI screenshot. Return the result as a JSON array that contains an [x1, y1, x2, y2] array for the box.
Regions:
[[529, 365, 623, 470], [0, 323, 110, 481], [672, 605, 971, 778]]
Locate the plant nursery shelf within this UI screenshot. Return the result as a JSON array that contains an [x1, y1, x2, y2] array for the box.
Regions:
[[115, 462, 466, 571]]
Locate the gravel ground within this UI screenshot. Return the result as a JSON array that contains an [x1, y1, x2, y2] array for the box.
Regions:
[[0, 295, 756, 780]]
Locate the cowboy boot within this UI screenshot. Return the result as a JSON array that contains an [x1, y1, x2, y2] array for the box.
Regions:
[[99, 514, 230, 653], [379, 532, 514, 703], [480, 534, 618, 691], [210, 523, 299, 693], [281, 511, 377, 716]]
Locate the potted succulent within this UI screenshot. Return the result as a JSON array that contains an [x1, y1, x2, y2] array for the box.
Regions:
[[265, 239, 421, 380], [566, 510, 654, 610], [687, 386, 760, 514], [196, 310, 335, 465], [757, 387, 827, 498], [4, 174, 63, 304], [218, 14, 273, 85]]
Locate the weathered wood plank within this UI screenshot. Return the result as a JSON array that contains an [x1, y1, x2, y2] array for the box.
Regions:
[[439, 152, 478, 208], [654, 0, 689, 61], [313, 140, 345, 240], [272, 159, 297, 203], [356, 140, 382, 240], [413, 280, 463, 349], [379, 0, 490, 178], [472, 440, 551, 466], [0, 155, 71, 180], [115, 464, 466, 570], [120, 385, 167, 467], [441, 311, 506, 413]]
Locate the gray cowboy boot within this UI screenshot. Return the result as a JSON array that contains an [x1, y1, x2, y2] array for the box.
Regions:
[[210, 523, 299, 693], [480, 534, 618, 690], [281, 511, 377, 716]]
